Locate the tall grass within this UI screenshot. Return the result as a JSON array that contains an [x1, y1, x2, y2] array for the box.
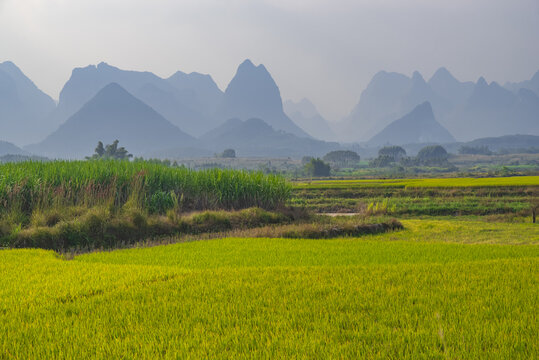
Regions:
[[0, 160, 291, 215]]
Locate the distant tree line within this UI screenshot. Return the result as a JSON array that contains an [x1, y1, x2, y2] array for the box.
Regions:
[[458, 145, 493, 155], [322, 150, 360, 169], [370, 145, 453, 168]]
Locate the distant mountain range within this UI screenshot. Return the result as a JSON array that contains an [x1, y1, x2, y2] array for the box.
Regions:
[[49, 59, 310, 139], [462, 134, 539, 152], [504, 71, 539, 95], [199, 118, 339, 157], [368, 102, 455, 146], [49, 62, 221, 137], [1, 59, 538, 158], [338, 68, 539, 142]]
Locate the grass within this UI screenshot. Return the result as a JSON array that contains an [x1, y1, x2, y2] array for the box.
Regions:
[[0, 160, 292, 249], [0, 219, 537, 358]]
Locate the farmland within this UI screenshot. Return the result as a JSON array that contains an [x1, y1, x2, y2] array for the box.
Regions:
[[291, 176, 539, 215], [0, 162, 538, 358], [1, 219, 538, 358], [294, 176, 539, 189]]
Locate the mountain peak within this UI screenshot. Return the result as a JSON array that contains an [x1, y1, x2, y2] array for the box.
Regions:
[[220, 60, 309, 137], [238, 59, 256, 71], [368, 101, 454, 145], [412, 71, 425, 83], [411, 101, 433, 116], [430, 67, 456, 82], [0, 61, 29, 81], [477, 77, 488, 87], [96, 82, 126, 95], [236, 59, 269, 75], [0, 60, 19, 71], [434, 67, 451, 76], [97, 61, 113, 69], [30, 81, 194, 158]]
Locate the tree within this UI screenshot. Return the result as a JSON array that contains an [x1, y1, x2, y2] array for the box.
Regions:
[[304, 158, 331, 177], [378, 146, 406, 162], [369, 155, 394, 168], [416, 145, 449, 165], [95, 141, 105, 157], [221, 149, 236, 158], [301, 156, 314, 165], [323, 150, 360, 168], [87, 140, 132, 160]]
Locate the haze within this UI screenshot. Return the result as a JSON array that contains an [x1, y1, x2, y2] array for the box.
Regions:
[[1, 0, 538, 121]]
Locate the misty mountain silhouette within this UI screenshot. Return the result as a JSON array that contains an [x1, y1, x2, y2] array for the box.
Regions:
[[0, 140, 27, 156], [217, 60, 310, 138], [0, 61, 56, 145], [446, 78, 539, 141], [463, 134, 539, 152], [167, 70, 223, 117], [340, 68, 539, 142], [338, 71, 411, 142], [200, 118, 339, 157], [284, 99, 336, 141], [27, 83, 195, 158], [428, 67, 474, 108], [504, 70, 539, 96], [368, 102, 455, 146], [50, 62, 221, 136], [337, 69, 452, 142]]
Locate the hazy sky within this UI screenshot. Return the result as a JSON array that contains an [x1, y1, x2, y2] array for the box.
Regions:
[[1, 0, 538, 121]]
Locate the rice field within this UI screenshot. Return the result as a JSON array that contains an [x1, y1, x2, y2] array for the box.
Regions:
[[1, 165, 538, 358], [292, 176, 538, 215], [294, 175, 539, 189], [1, 219, 537, 359]]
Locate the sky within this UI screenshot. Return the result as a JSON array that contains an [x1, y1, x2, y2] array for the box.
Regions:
[[1, 0, 538, 121]]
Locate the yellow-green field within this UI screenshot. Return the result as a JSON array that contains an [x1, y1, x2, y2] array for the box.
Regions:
[[1, 219, 538, 359], [291, 176, 538, 214], [294, 175, 539, 189]]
